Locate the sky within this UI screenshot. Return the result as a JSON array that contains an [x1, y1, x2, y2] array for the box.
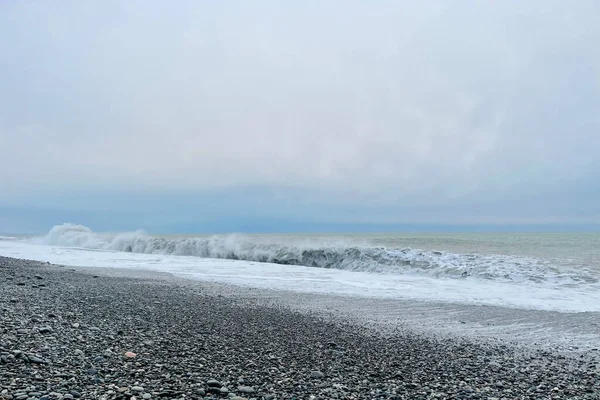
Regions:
[[1, 1, 599, 234]]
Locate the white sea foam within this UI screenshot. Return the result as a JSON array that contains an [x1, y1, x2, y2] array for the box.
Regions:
[[2, 238, 600, 312], [0, 223, 597, 312], [29, 223, 600, 288]]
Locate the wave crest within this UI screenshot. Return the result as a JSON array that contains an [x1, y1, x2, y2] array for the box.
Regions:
[[33, 223, 599, 286]]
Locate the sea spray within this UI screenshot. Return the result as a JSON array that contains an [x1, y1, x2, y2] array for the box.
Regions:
[[31, 223, 600, 288]]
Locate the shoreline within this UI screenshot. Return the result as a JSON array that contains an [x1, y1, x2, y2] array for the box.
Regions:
[[1, 255, 600, 399], [51, 258, 600, 355]]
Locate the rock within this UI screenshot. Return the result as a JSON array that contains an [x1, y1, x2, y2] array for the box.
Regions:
[[9, 298, 17, 303], [124, 351, 136, 358], [72, 323, 80, 328], [220, 387, 230, 395], [62, 395, 73, 400], [310, 370, 325, 379], [132, 386, 144, 392], [27, 355, 45, 364], [143, 394, 152, 399], [34, 275, 44, 279], [237, 386, 255, 394], [207, 379, 222, 388], [38, 326, 53, 334], [69, 391, 82, 398]]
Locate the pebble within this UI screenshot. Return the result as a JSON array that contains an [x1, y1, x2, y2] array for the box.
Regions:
[[310, 371, 325, 379], [237, 386, 255, 394], [38, 326, 53, 334], [27, 355, 45, 364], [131, 386, 144, 392], [207, 379, 222, 388]]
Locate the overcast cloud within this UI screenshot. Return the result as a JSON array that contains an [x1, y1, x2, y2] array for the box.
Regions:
[[1, 1, 599, 232]]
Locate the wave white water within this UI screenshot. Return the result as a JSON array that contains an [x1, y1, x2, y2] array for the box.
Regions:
[[2, 223, 600, 312], [33, 223, 600, 288]]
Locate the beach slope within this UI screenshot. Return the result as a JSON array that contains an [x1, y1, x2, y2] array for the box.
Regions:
[[1, 256, 598, 399]]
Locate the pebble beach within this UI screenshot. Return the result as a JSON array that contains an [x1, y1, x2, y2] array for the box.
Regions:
[[1, 256, 600, 400]]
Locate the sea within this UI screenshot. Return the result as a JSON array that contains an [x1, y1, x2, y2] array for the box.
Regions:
[[1, 223, 600, 313]]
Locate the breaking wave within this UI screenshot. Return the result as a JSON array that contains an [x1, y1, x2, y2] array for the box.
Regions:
[[33, 223, 599, 287]]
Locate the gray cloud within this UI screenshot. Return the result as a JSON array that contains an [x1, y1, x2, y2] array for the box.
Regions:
[[1, 1, 599, 227]]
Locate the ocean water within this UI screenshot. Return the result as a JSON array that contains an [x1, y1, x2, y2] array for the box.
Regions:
[[1, 223, 600, 313]]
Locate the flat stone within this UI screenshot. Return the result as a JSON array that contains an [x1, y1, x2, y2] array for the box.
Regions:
[[310, 370, 325, 379], [132, 386, 144, 392], [207, 379, 222, 388], [237, 386, 255, 394], [27, 355, 45, 364], [38, 326, 53, 334]]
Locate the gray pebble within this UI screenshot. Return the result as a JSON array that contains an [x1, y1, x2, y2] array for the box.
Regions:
[[207, 379, 222, 388], [38, 326, 53, 334], [310, 370, 325, 379], [237, 386, 255, 394]]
